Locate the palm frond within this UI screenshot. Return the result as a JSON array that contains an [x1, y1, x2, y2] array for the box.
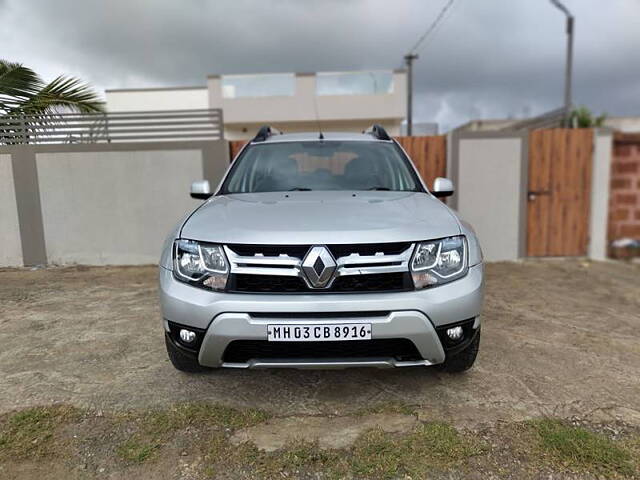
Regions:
[[18, 75, 104, 115], [1, 60, 104, 144], [0, 61, 43, 113]]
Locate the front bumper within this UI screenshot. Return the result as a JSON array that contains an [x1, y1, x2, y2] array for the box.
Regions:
[[159, 263, 484, 368]]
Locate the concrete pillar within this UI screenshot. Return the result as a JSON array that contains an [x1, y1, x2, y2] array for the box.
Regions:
[[11, 147, 47, 266], [588, 129, 614, 260]]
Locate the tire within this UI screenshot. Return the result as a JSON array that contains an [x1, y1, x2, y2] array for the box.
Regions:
[[165, 334, 208, 373], [439, 328, 480, 373]]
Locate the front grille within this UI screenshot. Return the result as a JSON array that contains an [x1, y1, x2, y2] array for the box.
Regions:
[[222, 339, 422, 363], [229, 274, 305, 293], [228, 242, 412, 259], [331, 273, 411, 292], [227, 272, 412, 293], [223, 242, 415, 294]]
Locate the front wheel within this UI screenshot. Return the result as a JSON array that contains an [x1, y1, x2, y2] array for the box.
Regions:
[[165, 334, 208, 373], [438, 328, 480, 373]]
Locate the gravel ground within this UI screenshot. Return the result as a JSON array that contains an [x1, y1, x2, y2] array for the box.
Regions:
[[0, 259, 639, 428]]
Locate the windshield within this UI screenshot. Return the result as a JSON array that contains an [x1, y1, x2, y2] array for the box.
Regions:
[[221, 141, 423, 194]]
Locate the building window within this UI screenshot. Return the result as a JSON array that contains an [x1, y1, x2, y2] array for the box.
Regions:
[[316, 71, 394, 96], [221, 74, 295, 98]]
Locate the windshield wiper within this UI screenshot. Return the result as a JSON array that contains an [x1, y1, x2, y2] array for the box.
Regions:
[[288, 187, 313, 191], [367, 186, 391, 191]]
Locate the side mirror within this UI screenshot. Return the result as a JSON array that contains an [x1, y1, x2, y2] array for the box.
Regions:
[[432, 177, 454, 198], [190, 180, 212, 200]]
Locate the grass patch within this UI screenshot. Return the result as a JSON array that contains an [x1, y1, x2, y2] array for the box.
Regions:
[[352, 422, 487, 479], [251, 441, 346, 480], [204, 433, 260, 476], [116, 438, 159, 464], [0, 405, 79, 459], [133, 403, 270, 436], [407, 422, 488, 465], [3, 404, 636, 478], [528, 418, 635, 476], [204, 421, 487, 479], [116, 403, 271, 464], [350, 429, 403, 478]]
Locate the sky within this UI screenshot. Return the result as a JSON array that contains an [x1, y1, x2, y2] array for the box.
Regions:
[[2, 0, 639, 131]]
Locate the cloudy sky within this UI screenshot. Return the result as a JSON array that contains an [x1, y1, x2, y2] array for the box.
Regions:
[[2, 0, 639, 131]]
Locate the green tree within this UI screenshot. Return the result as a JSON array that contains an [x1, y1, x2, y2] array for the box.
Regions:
[[0, 60, 103, 115], [569, 106, 606, 128], [1, 60, 104, 143]]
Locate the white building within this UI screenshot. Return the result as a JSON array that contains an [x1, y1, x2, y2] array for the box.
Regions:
[[106, 70, 407, 140]]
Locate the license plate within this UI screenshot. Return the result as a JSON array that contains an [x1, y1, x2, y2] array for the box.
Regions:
[[267, 323, 372, 342]]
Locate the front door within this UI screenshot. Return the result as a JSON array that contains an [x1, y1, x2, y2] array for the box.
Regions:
[[527, 128, 593, 256]]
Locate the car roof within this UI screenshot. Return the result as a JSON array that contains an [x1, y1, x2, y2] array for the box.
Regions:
[[255, 131, 392, 144]]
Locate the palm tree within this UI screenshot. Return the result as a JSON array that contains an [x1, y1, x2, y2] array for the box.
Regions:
[[0, 60, 104, 143]]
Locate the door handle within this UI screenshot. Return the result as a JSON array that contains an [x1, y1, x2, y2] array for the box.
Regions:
[[528, 190, 550, 201]]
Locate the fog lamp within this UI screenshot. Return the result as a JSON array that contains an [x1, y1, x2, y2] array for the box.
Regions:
[[179, 329, 197, 344], [446, 326, 463, 341]]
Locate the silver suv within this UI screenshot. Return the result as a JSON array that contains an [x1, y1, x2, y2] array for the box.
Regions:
[[159, 126, 484, 373]]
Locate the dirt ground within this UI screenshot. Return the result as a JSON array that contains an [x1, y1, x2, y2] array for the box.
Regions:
[[1, 259, 639, 425], [0, 260, 639, 479]]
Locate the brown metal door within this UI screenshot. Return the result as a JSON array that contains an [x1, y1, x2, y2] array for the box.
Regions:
[[527, 128, 593, 256]]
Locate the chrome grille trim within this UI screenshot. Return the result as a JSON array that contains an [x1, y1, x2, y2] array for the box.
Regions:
[[335, 246, 413, 277], [224, 244, 415, 283], [224, 247, 302, 277]]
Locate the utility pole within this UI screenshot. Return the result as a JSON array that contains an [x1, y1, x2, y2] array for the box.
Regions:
[[404, 53, 418, 136], [550, 0, 574, 126]]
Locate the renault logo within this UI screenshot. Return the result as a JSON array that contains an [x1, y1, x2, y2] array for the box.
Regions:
[[301, 246, 337, 288]]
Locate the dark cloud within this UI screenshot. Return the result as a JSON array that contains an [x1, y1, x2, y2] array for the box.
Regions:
[[2, 0, 639, 130]]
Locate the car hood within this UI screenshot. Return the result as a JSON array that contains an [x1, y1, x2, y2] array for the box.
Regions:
[[181, 191, 461, 245]]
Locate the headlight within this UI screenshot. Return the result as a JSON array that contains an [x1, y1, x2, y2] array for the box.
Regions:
[[410, 236, 467, 289], [173, 239, 229, 291]]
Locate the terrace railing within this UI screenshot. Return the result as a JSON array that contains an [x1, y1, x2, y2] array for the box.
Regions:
[[0, 108, 223, 145]]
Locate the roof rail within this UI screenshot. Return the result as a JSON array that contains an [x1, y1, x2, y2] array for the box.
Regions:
[[363, 124, 391, 141], [252, 125, 283, 142]]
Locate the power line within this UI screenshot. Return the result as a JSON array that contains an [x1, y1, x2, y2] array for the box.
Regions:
[[404, 0, 457, 136], [416, 0, 461, 52], [409, 0, 456, 54]]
